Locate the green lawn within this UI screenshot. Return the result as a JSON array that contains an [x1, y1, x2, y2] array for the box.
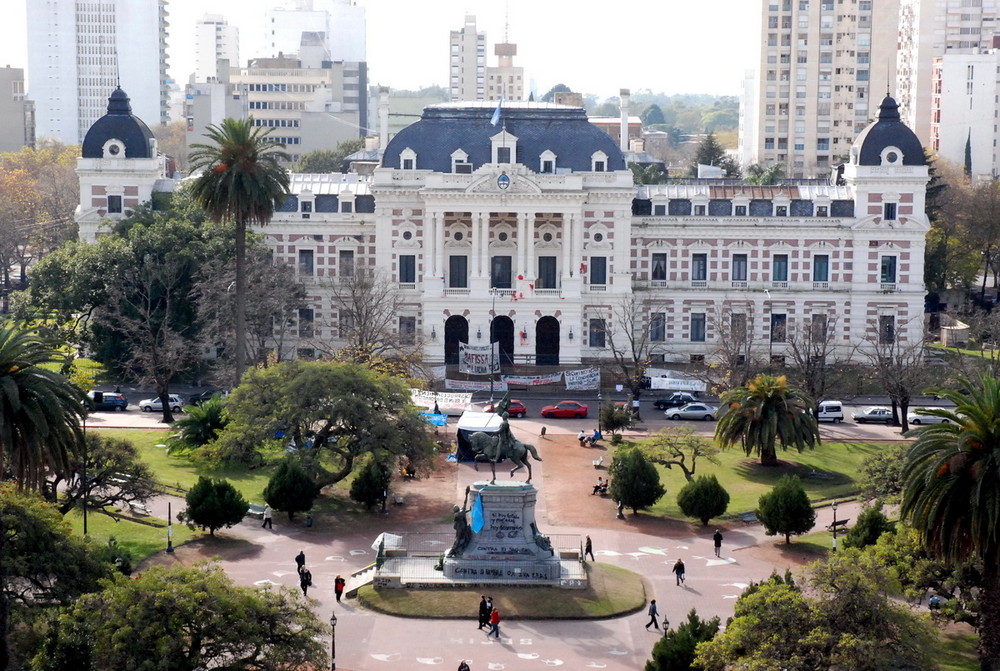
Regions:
[[936, 629, 980, 671], [627, 439, 890, 520], [64, 505, 197, 560]]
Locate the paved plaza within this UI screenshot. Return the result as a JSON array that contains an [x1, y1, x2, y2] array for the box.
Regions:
[[126, 414, 867, 671]]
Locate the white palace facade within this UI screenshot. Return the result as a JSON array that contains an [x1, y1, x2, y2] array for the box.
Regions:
[[76, 93, 930, 370]]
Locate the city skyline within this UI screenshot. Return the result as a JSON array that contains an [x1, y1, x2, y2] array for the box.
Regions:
[[2, 0, 758, 102]]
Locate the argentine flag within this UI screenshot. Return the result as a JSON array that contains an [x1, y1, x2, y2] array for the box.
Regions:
[[470, 492, 485, 533], [490, 98, 503, 127]]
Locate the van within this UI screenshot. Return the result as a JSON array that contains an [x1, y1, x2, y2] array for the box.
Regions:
[[816, 400, 845, 423]]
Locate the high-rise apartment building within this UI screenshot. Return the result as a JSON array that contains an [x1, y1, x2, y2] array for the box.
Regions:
[[264, 0, 366, 63], [195, 14, 239, 82], [449, 15, 487, 101], [897, 0, 1000, 145], [929, 51, 1000, 179], [26, 0, 168, 144], [0, 67, 35, 153], [742, 0, 899, 178], [487, 42, 524, 101]]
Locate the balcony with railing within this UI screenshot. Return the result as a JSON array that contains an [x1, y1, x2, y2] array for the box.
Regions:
[[880, 282, 897, 293]]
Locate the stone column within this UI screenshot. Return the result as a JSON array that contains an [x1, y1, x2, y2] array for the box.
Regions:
[[561, 212, 573, 279], [434, 211, 445, 279]]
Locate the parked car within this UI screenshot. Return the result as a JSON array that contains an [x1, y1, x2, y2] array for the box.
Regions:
[[483, 399, 528, 418], [652, 392, 699, 410], [139, 394, 185, 413], [852, 406, 894, 424], [540, 400, 589, 419], [188, 389, 226, 406], [86, 390, 128, 412], [907, 407, 951, 425], [815, 400, 845, 423], [665, 403, 718, 421]]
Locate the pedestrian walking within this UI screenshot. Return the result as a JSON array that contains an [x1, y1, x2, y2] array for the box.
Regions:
[[673, 558, 686, 586], [335, 575, 346, 602], [713, 530, 723, 557], [478, 595, 490, 629], [584, 535, 595, 561], [645, 599, 660, 630], [488, 608, 501, 638], [299, 567, 312, 596], [295, 550, 306, 573], [262, 505, 273, 529], [457, 660, 471, 671]]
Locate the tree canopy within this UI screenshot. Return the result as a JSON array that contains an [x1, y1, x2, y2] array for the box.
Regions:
[[294, 139, 365, 173]]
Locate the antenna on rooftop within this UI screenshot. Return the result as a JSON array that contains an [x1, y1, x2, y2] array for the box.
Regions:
[[504, 0, 510, 43]]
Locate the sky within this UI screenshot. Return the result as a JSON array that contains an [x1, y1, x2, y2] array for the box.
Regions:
[[1, 0, 759, 101]]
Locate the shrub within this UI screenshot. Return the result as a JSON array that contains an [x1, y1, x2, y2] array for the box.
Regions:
[[609, 447, 665, 514], [181, 477, 248, 535], [264, 457, 320, 520], [843, 503, 895, 549], [756, 475, 816, 544], [349, 458, 391, 510], [676, 474, 730, 525]]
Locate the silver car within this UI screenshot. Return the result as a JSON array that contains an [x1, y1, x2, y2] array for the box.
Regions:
[[852, 406, 894, 424], [139, 394, 185, 413], [665, 403, 718, 421], [906, 407, 951, 425]]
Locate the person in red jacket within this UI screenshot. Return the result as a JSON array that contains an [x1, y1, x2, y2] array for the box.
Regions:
[[488, 608, 500, 638]]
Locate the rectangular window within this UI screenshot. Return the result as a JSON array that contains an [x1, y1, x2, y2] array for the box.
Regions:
[[651, 253, 667, 281], [541, 160, 554, 173], [537, 256, 557, 289], [692, 253, 707, 281], [816, 205, 828, 217], [773, 254, 789, 282], [880, 256, 897, 283], [298, 249, 314, 275], [770, 313, 787, 342], [590, 256, 607, 285], [398, 255, 416, 283], [338, 310, 355, 337], [449, 255, 468, 288], [594, 160, 606, 172], [107, 195, 122, 213], [735, 205, 747, 216], [491, 255, 512, 288], [811, 313, 828, 341], [589, 318, 606, 348], [654, 204, 666, 216], [879, 315, 895, 344], [298, 308, 314, 338], [732, 254, 748, 281], [813, 254, 829, 282], [731, 313, 747, 342], [650, 313, 666, 342], [399, 316, 416, 345], [884, 202, 897, 220], [402, 158, 414, 170], [690, 313, 706, 342], [497, 147, 511, 163]]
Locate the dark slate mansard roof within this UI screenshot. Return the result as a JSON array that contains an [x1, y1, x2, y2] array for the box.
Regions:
[[381, 101, 627, 173], [81, 88, 156, 159], [852, 95, 926, 167]]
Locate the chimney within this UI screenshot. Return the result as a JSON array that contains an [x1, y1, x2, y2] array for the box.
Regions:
[[379, 85, 390, 152], [619, 88, 630, 152]]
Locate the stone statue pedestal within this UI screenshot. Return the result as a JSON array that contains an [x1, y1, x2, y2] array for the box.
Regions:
[[444, 481, 561, 582]]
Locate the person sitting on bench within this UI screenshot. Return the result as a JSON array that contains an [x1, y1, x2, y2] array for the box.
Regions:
[[592, 477, 608, 495], [587, 429, 603, 445], [578, 430, 587, 446]]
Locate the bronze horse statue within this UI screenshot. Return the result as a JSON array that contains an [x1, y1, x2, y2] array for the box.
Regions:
[[468, 430, 542, 483]]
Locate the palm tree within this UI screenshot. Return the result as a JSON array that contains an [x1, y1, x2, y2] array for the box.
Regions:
[[714, 374, 819, 466], [0, 321, 85, 491], [901, 375, 1000, 669], [188, 118, 290, 381], [745, 162, 785, 185]]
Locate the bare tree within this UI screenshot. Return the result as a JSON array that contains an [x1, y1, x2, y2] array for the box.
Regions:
[[194, 246, 307, 385], [955, 179, 1000, 296], [859, 315, 933, 434], [603, 293, 673, 402], [101, 255, 199, 423], [947, 307, 1000, 377], [706, 300, 765, 391], [317, 267, 425, 374], [784, 312, 853, 410]]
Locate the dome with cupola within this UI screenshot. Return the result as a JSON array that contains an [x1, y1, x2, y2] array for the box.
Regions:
[[81, 88, 156, 160], [850, 95, 925, 167]]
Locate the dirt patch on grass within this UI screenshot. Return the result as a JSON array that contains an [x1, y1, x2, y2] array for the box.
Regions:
[[138, 535, 262, 571]]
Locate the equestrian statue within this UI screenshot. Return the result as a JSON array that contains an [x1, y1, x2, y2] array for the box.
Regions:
[[468, 394, 542, 483]]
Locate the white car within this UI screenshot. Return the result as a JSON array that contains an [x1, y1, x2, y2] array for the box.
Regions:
[[907, 407, 951, 425], [139, 394, 185, 413]]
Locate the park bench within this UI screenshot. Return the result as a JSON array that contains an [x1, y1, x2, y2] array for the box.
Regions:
[[592, 455, 604, 469], [827, 518, 850, 532], [740, 511, 758, 525], [392, 492, 405, 505], [127, 501, 151, 516], [245, 503, 265, 520]]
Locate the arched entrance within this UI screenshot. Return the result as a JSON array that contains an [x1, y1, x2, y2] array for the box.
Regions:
[[444, 315, 468, 365], [491, 316, 515, 366], [535, 316, 560, 366]]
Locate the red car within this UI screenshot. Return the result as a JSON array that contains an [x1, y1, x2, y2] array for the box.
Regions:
[[541, 400, 589, 419], [483, 399, 528, 418]]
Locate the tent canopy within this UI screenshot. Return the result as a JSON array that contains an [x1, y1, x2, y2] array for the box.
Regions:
[[455, 411, 502, 461]]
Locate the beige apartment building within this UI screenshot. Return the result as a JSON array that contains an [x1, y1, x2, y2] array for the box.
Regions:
[[486, 42, 524, 101], [0, 67, 34, 153], [897, 0, 1000, 146], [449, 15, 487, 101], [742, 0, 899, 178]]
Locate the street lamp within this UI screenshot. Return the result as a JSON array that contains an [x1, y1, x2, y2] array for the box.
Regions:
[[764, 289, 773, 372], [330, 610, 338, 671], [82, 413, 88, 536], [489, 288, 498, 403], [831, 500, 839, 553], [166, 501, 174, 553]]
